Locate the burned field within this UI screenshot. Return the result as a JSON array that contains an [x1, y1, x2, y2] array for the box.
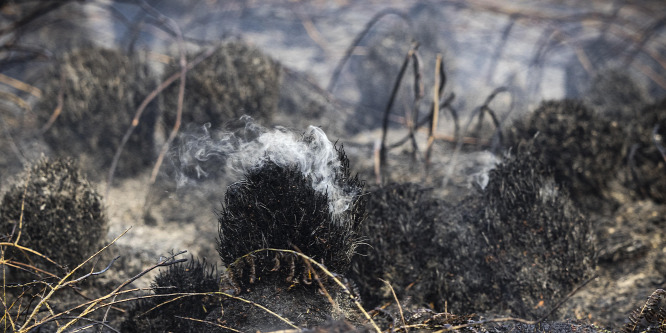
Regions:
[[1, 1, 666, 332]]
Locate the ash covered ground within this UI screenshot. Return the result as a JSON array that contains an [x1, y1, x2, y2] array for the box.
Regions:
[[1, 1, 666, 332]]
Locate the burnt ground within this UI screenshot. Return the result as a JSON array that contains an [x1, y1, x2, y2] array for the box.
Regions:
[[1, 1, 666, 332]]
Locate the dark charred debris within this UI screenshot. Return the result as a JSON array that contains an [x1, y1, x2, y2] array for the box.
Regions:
[[34, 46, 159, 179]]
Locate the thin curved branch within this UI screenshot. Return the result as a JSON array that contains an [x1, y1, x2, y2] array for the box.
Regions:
[[327, 8, 412, 92]]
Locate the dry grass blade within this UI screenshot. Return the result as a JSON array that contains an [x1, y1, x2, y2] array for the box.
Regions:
[[486, 17, 516, 83], [17, 227, 132, 333], [406, 49, 424, 159], [175, 316, 241, 332], [137, 0, 188, 186], [0, 1, 69, 36], [634, 61, 666, 90], [130, 291, 298, 330], [292, 245, 339, 313], [442, 86, 506, 187], [0, 73, 42, 98], [0, 91, 30, 112], [623, 15, 666, 66], [9, 168, 30, 245], [0, 243, 60, 269], [0, 114, 27, 166], [379, 278, 407, 333], [2, 260, 60, 279], [51, 316, 120, 333], [105, 0, 205, 193], [38, 68, 65, 134]]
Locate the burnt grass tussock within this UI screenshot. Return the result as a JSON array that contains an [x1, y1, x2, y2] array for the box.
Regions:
[[122, 257, 219, 333], [161, 41, 281, 130], [0, 157, 107, 280], [351, 148, 595, 319], [504, 99, 625, 210], [35, 46, 159, 178], [211, 138, 367, 330]]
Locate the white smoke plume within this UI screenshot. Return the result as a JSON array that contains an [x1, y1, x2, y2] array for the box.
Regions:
[[174, 116, 358, 219]]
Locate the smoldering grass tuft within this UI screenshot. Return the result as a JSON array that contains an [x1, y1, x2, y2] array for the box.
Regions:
[[216, 138, 365, 291]]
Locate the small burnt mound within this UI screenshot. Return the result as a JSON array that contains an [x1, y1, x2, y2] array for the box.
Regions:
[[34, 47, 159, 179], [0, 157, 107, 282], [122, 257, 219, 333], [352, 148, 596, 319], [211, 141, 367, 331], [439, 148, 596, 319], [504, 99, 625, 211]]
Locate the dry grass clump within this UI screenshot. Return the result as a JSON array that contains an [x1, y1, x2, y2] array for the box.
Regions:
[[0, 157, 107, 279], [161, 41, 281, 130], [35, 47, 159, 178]]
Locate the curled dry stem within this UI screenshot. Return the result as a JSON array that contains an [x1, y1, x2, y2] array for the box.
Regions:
[[17, 227, 132, 333], [378, 42, 420, 184]]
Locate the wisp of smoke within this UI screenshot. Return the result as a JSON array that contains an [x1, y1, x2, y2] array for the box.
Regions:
[[175, 116, 358, 219]]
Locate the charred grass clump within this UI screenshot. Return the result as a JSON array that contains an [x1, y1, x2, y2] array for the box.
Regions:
[[212, 139, 367, 330], [622, 98, 666, 204], [122, 257, 219, 333], [35, 47, 159, 178], [216, 145, 365, 288], [0, 157, 107, 280], [349, 183, 452, 309], [352, 149, 595, 319], [440, 148, 596, 318], [504, 99, 625, 210], [162, 41, 281, 130]]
